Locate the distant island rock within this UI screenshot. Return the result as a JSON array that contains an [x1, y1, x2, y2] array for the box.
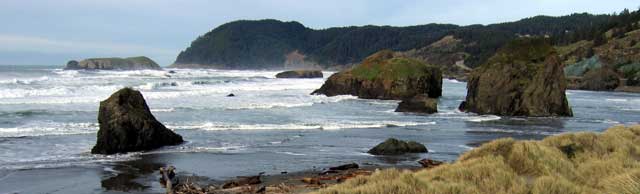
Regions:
[[64, 56, 162, 70], [275, 70, 323, 78], [91, 88, 183, 155], [312, 50, 442, 100], [460, 38, 573, 117]]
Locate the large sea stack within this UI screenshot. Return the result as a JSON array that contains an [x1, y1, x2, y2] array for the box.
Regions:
[[312, 50, 442, 100], [91, 88, 183, 154], [65, 56, 162, 70], [460, 38, 573, 117]]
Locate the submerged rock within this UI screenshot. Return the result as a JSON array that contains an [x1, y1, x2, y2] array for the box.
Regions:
[[368, 138, 428, 155], [64, 56, 162, 70], [312, 50, 442, 100], [275, 70, 323, 78], [395, 94, 438, 114], [460, 38, 573, 117], [91, 88, 183, 154]]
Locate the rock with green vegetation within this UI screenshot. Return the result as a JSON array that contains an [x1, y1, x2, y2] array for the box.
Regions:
[[460, 38, 573, 117], [91, 88, 183, 155], [65, 56, 161, 70], [275, 70, 323, 78], [367, 138, 428, 155], [395, 94, 438, 114], [312, 50, 442, 100], [577, 66, 621, 91]]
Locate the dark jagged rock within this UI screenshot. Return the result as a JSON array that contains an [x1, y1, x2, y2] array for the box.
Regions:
[[395, 94, 438, 114], [461, 38, 573, 117], [65, 56, 162, 70], [367, 138, 428, 155], [312, 50, 442, 100], [328, 163, 359, 171], [275, 70, 323, 78], [577, 66, 621, 91], [91, 88, 183, 154]]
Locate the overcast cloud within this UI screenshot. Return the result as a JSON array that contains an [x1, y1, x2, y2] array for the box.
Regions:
[[0, 0, 638, 66]]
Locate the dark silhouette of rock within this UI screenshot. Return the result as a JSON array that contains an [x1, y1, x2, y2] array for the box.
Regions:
[[65, 56, 162, 70], [312, 50, 442, 100], [275, 70, 323, 78], [395, 94, 438, 114], [460, 38, 573, 117], [328, 163, 359, 171], [91, 88, 183, 154], [368, 138, 428, 155], [577, 66, 621, 91], [226, 93, 236, 97]]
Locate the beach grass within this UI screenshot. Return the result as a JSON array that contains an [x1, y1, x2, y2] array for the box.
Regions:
[[316, 125, 640, 194]]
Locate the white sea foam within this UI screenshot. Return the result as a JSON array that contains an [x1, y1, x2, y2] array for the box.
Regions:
[[466, 115, 501, 122], [466, 128, 557, 135], [167, 120, 435, 131], [606, 98, 628, 102], [276, 151, 306, 156], [0, 122, 98, 137]]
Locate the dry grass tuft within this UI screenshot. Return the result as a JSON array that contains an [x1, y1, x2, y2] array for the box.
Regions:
[[315, 125, 640, 194]]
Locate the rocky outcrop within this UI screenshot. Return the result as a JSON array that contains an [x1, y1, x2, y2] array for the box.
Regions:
[[65, 56, 162, 70], [575, 66, 621, 91], [91, 88, 183, 154], [368, 138, 428, 155], [460, 38, 573, 117], [312, 50, 442, 100], [395, 94, 438, 114], [275, 70, 323, 78], [560, 29, 640, 92]]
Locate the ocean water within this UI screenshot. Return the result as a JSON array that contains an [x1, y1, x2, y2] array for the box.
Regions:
[[0, 65, 639, 193]]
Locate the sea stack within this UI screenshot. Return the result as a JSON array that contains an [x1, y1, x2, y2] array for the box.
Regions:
[[460, 38, 573, 117], [312, 50, 442, 100], [64, 56, 162, 70], [91, 88, 183, 154]]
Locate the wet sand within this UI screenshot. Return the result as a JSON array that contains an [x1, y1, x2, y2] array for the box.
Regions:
[[0, 152, 427, 193]]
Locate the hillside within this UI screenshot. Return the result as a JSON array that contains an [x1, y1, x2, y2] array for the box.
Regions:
[[172, 13, 609, 69]]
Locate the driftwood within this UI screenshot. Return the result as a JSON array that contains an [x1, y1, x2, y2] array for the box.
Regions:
[[160, 166, 177, 194], [418, 158, 444, 168], [222, 172, 265, 189]]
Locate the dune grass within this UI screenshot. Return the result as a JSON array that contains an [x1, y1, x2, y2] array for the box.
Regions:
[[316, 125, 640, 194]]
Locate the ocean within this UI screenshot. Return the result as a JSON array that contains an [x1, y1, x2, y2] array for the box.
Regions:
[[0, 65, 639, 193]]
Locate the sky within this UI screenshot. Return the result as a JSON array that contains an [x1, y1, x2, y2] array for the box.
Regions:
[[0, 0, 638, 66]]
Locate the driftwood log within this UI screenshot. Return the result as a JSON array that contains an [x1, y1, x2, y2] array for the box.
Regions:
[[160, 166, 177, 194]]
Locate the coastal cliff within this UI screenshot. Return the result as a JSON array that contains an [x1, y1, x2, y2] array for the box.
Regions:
[[65, 56, 161, 70]]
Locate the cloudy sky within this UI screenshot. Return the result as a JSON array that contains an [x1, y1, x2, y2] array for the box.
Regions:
[[1, 0, 638, 66]]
